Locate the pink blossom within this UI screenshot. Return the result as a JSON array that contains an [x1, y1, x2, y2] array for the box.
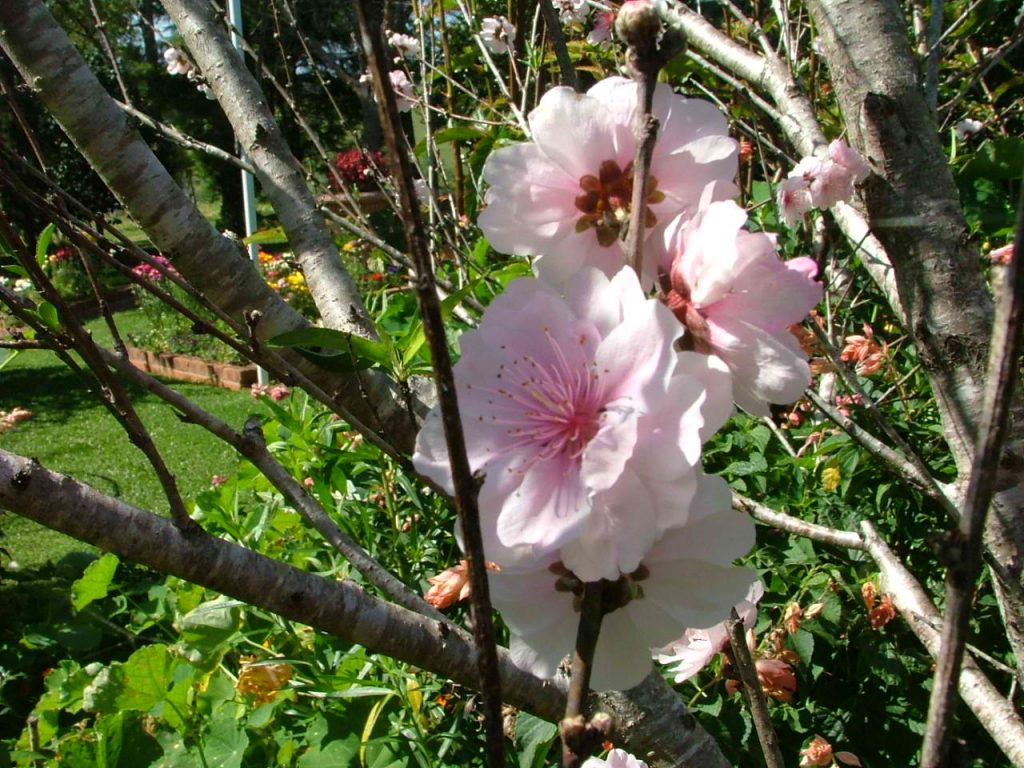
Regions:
[[657, 580, 763, 682], [163, 48, 191, 76], [480, 17, 516, 54], [413, 267, 733, 580], [210, 474, 228, 487], [587, 12, 615, 46], [478, 77, 737, 288], [828, 139, 870, 183], [489, 478, 757, 691], [389, 70, 416, 112], [799, 736, 834, 767], [269, 384, 291, 401], [554, 0, 591, 25], [989, 242, 1014, 265], [251, 383, 269, 399], [776, 176, 814, 227], [582, 749, 648, 768], [387, 31, 420, 59], [661, 200, 822, 416], [131, 254, 178, 282]]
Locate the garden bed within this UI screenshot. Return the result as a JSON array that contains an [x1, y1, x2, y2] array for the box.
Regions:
[[126, 345, 257, 390]]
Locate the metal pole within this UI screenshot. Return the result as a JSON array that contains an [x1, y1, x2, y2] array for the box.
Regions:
[[227, 0, 270, 385]]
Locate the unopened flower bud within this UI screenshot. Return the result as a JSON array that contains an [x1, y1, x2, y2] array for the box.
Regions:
[[615, 0, 687, 72]]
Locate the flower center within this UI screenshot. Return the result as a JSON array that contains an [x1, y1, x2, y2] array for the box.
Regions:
[[574, 160, 665, 247], [488, 332, 605, 467]]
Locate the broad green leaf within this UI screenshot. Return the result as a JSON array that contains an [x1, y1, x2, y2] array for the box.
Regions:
[[202, 715, 249, 768], [788, 629, 815, 666], [95, 711, 162, 768], [515, 712, 558, 768], [297, 739, 360, 768], [176, 597, 243, 671], [115, 644, 184, 714], [36, 223, 56, 266], [36, 301, 60, 331], [71, 553, 120, 611]]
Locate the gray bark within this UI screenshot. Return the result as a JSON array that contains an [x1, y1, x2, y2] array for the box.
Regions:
[[805, 0, 1024, 681], [160, 0, 376, 339], [0, 449, 727, 768], [0, 0, 423, 454]]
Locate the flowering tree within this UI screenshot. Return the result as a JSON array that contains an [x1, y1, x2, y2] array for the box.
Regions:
[[0, 1, 1022, 767]]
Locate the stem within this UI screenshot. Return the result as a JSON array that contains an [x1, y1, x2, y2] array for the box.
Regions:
[[561, 581, 608, 768], [624, 67, 660, 280], [726, 616, 785, 768], [353, 5, 505, 766]]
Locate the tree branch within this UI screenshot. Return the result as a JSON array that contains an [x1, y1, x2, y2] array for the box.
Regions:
[[160, 0, 374, 339], [922, 166, 1024, 768], [861, 522, 1024, 767], [0, 449, 728, 768], [0, 0, 424, 454]]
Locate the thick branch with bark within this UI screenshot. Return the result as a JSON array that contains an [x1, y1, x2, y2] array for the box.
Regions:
[[0, 449, 728, 768], [805, 0, 1024, 680], [161, 0, 374, 339], [0, 0, 424, 454]]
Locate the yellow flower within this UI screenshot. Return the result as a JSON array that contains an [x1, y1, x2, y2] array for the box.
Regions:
[[821, 466, 841, 492]]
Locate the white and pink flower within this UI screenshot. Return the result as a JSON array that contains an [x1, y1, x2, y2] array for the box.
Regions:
[[582, 749, 649, 768], [489, 477, 757, 691], [477, 77, 738, 288], [480, 16, 517, 54], [413, 267, 733, 580], [778, 140, 870, 225], [661, 199, 823, 415], [656, 580, 763, 682]]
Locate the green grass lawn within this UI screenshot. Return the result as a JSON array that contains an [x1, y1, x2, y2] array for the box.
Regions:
[[1, 310, 258, 569]]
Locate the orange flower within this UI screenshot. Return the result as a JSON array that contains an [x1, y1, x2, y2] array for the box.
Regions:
[[868, 594, 897, 630], [424, 560, 500, 609], [840, 324, 887, 376], [756, 657, 798, 702], [800, 735, 833, 766], [860, 581, 877, 610]]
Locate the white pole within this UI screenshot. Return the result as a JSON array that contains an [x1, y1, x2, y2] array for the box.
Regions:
[[227, 0, 270, 385]]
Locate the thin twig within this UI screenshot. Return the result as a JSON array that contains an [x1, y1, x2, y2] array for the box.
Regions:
[[921, 168, 1024, 768], [100, 346, 443, 620], [353, 6, 505, 766], [733, 493, 865, 550], [115, 100, 255, 174], [727, 614, 785, 768]]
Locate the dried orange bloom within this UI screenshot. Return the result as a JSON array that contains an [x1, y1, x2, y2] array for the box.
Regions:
[[868, 594, 897, 630], [840, 323, 888, 376], [236, 656, 293, 704], [784, 603, 803, 634]]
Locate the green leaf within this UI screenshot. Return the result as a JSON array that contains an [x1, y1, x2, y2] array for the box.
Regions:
[[176, 596, 243, 671], [515, 712, 558, 768], [36, 223, 56, 266], [243, 227, 288, 246], [788, 629, 815, 666], [268, 327, 393, 373], [95, 711, 162, 768], [202, 715, 249, 768], [71, 553, 120, 611], [115, 644, 183, 713], [413, 126, 486, 155], [297, 739, 360, 768], [36, 301, 60, 331]]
